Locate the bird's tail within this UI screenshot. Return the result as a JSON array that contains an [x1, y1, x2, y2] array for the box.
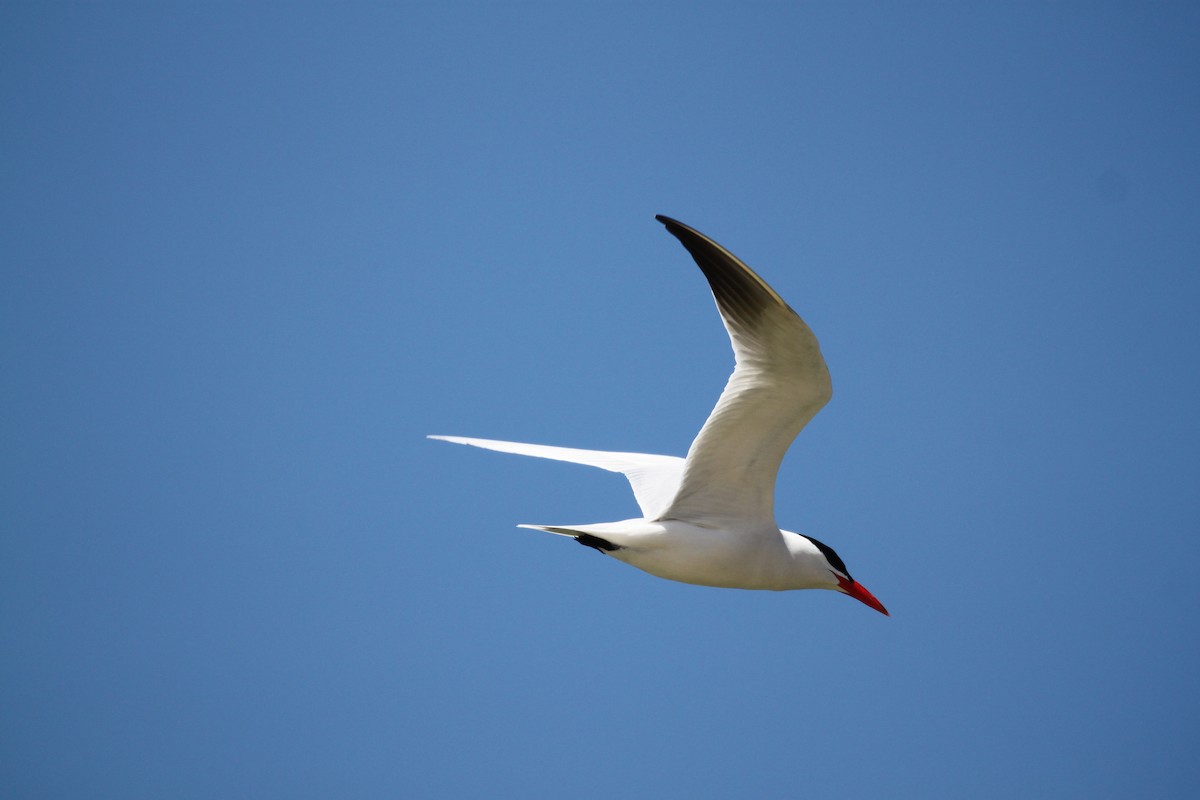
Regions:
[[518, 523, 622, 553], [516, 522, 619, 554], [516, 520, 661, 554]]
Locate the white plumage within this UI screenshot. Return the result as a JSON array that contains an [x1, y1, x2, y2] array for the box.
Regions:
[[431, 216, 887, 615]]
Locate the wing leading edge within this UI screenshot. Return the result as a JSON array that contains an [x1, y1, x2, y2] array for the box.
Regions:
[[653, 216, 831, 528]]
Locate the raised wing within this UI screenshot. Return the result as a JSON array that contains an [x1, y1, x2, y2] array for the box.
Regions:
[[653, 216, 831, 528], [427, 435, 685, 520]]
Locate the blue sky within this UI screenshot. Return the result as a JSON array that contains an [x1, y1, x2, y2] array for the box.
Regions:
[[3, 2, 1198, 797]]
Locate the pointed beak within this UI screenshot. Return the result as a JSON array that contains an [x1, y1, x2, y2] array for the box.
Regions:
[[835, 574, 889, 616]]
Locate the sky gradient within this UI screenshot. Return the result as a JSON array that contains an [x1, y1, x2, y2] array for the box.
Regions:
[[3, 3, 1199, 798]]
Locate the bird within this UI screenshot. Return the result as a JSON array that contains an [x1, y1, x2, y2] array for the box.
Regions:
[[430, 215, 888, 616]]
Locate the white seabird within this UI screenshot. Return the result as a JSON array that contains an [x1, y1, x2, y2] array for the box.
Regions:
[[431, 215, 887, 615]]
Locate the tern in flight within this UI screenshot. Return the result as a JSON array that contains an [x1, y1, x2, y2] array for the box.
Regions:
[[431, 216, 888, 615]]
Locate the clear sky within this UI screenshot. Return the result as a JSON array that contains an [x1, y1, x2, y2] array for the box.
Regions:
[[3, 2, 1198, 798]]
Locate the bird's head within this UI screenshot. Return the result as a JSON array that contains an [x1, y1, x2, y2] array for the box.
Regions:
[[802, 534, 889, 616]]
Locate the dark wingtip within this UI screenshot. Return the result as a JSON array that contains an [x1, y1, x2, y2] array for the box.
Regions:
[[655, 214, 705, 248], [654, 213, 789, 324]]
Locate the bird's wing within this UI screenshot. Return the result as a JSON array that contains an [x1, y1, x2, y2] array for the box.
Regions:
[[427, 435, 685, 520], [653, 216, 832, 528]]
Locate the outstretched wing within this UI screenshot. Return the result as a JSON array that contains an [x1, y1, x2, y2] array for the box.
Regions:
[[428, 435, 684, 520], [654, 216, 831, 528]]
